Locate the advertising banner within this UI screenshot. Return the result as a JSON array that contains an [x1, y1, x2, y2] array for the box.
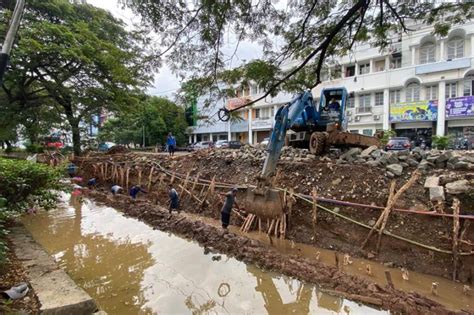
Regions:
[[446, 96, 474, 118], [389, 100, 438, 122]]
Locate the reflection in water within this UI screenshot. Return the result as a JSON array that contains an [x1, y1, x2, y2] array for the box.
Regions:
[[23, 194, 387, 315]]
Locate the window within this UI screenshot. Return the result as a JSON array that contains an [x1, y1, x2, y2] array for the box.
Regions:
[[420, 42, 435, 64], [349, 130, 359, 134], [389, 90, 401, 104], [445, 83, 457, 99], [390, 56, 402, 69], [363, 129, 373, 136], [345, 65, 355, 77], [347, 96, 355, 108], [255, 108, 260, 119], [426, 85, 438, 100], [250, 84, 258, 95], [359, 63, 370, 75], [374, 92, 384, 106], [406, 83, 420, 102], [447, 37, 464, 59], [358, 94, 371, 110], [463, 74, 474, 96], [374, 60, 385, 72]]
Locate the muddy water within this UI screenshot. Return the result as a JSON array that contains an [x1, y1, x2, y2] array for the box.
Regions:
[[22, 194, 387, 315], [185, 214, 473, 312]]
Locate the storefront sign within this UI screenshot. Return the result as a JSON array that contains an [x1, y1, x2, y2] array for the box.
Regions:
[[446, 96, 474, 118], [389, 100, 438, 122]]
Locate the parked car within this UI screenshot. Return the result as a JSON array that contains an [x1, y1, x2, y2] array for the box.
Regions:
[[385, 137, 411, 151], [193, 141, 214, 150], [227, 141, 242, 149], [98, 142, 116, 152], [215, 140, 229, 148]]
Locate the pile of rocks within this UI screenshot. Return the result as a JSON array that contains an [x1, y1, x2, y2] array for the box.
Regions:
[[207, 144, 474, 177], [424, 174, 474, 202]]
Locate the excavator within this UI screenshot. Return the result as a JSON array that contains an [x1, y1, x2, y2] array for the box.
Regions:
[[236, 87, 381, 219]]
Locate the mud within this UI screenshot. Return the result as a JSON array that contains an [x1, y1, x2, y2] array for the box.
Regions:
[[86, 190, 472, 315], [75, 152, 474, 284]]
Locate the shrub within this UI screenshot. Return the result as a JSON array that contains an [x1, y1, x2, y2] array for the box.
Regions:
[[25, 143, 44, 154], [380, 129, 397, 146], [0, 158, 63, 266], [432, 135, 450, 150]]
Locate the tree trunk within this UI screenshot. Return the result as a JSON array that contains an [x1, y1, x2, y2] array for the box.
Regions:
[[71, 121, 81, 156]]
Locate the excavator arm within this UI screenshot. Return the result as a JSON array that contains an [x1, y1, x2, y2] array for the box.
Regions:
[[261, 90, 314, 178]]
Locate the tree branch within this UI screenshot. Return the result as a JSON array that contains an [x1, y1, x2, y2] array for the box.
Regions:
[[381, 0, 413, 32]]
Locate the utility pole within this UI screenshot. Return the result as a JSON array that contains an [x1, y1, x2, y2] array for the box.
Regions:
[[0, 0, 26, 84]]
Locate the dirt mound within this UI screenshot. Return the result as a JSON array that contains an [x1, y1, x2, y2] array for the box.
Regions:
[[106, 145, 130, 155]]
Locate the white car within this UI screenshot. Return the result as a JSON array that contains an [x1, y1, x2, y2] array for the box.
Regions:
[[215, 140, 229, 148], [193, 141, 214, 150], [260, 138, 270, 146]]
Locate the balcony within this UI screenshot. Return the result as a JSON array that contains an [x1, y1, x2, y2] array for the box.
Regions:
[[356, 107, 372, 114], [415, 57, 471, 75], [230, 120, 248, 133]]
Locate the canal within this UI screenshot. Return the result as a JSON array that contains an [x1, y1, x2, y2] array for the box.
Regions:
[[22, 194, 387, 314]]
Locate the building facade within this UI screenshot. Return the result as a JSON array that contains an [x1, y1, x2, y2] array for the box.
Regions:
[[189, 22, 474, 146], [314, 21, 474, 146]]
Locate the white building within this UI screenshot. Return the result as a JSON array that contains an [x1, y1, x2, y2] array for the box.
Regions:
[[189, 21, 474, 146]]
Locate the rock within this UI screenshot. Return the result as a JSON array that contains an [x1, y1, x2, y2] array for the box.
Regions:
[[435, 153, 450, 164], [307, 154, 316, 159], [370, 149, 382, 159], [398, 155, 408, 161], [386, 171, 395, 178], [396, 150, 410, 156], [424, 176, 440, 188], [418, 160, 433, 170], [429, 186, 445, 202], [406, 158, 419, 167], [360, 145, 378, 157], [367, 252, 376, 259], [400, 162, 409, 168], [454, 161, 469, 170], [386, 164, 403, 176], [445, 180, 472, 195], [332, 178, 342, 186], [426, 155, 439, 163], [368, 219, 376, 226], [366, 160, 380, 167], [340, 147, 362, 161], [333, 207, 340, 213]]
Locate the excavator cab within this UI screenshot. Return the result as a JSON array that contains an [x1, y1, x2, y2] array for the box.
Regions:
[[317, 88, 348, 129]]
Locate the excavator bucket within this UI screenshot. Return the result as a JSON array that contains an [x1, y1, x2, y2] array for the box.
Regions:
[[241, 187, 285, 219]]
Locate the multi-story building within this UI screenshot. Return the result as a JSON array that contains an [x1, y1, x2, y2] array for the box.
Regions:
[[315, 21, 474, 145], [188, 21, 474, 146]]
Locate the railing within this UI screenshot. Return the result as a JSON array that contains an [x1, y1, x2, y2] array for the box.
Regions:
[[356, 106, 372, 113]]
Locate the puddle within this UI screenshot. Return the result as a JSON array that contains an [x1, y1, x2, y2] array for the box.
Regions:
[[22, 194, 388, 314]]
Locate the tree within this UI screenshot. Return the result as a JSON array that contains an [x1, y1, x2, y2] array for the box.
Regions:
[[125, 0, 473, 114], [99, 96, 188, 147], [1, 0, 153, 155]]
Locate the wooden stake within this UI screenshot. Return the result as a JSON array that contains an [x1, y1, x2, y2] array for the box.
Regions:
[[311, 187, 318, 237], [181, 171, 191, 195], [452, 198, 460, 281], [334, 253, 339, 269], [384, 270, 394, 289], [268, 219, 275, 235], [170, 173, 175, 184], [147, 166, 155, 191], [138, 168, 143, 186], [178, 184, 205, 204], [125, 167, 130, 189]]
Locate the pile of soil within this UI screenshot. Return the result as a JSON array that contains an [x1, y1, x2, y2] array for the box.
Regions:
[[75, 150, 474, 283], [106, 145, 130, 155], [87, 190, 467, 315], [0, 232, 40, 314]]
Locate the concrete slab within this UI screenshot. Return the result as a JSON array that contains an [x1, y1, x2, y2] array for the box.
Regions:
[[9, 226, 99, 315], [424, 176, 440, 188]]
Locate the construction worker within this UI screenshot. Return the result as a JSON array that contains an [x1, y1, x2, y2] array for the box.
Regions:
[[129, 185, 147, 200], [328, 98, 340, 111], [87, 178, 97, 189], [219, 188, 240, 229], [166, 132, 176, 157], [111, 185, 123, 196], [168, 184, 179, 214]]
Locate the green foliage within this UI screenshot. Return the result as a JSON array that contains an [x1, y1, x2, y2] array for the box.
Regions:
[[99, 97, 188, 146], [432, 135, 450, 150], [0, 158, 63, 266], [25, 143, 45, 154], [1, 0, 154, 155], [380, 130, 397, 146]]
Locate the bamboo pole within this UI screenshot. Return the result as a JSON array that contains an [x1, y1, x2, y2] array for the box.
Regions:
[[311, 187, 318, 237], [180, 171, 191, 196], [452, 198, 460, 281], [138, 168, 143, 186], [147, 166, 155, 191], [384, 270, 394, 289], [125, 167, 130, 189]]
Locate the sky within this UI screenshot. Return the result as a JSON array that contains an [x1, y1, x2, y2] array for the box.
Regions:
[[87, 0, 264, 99]]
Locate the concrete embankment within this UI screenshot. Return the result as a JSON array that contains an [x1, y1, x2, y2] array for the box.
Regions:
[[9, 226, 101, 314]]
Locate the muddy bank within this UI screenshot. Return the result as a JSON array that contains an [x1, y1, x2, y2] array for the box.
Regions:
[[87, 190, 471, 315], [75, 152, 474, 283]]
